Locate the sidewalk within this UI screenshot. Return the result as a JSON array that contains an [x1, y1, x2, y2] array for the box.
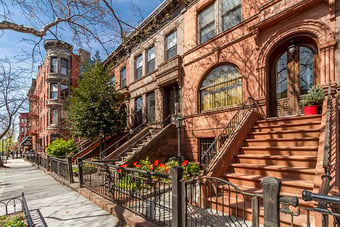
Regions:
[[0, 158, 123, 227]]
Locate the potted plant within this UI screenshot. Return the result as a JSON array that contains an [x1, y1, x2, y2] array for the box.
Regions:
[[300, 85, 325, 115]]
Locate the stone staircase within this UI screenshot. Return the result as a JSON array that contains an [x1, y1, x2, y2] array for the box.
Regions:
[[111, 127, 162, 166], [223, 114, 321, 201]]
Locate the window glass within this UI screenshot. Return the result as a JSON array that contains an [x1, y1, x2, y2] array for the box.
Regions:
[[200, 65, 242, 111], [146, 92, 155, 123], [165, 31, 177, 60], [135, 55, 143, 80], [50, 83, 58, 99], [199, 4, 215, 44], [60, 84, 68, 100], [50, 109, 58, 125], [299, 46, 313, 95], [147, 47, 155, 74], [276, 52, 288, 99], [222, 0, 241, 31], [50, 57, 57, 73], [61, 58, 68, 75], [135, 96, 143, 126], [120, 67, 126, 88]]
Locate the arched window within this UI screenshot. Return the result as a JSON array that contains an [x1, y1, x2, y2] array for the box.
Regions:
[[200, 65, 242, 111]]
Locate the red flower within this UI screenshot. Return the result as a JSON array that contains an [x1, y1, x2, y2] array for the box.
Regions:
[[165, 168, 169, 172], [133, 161, 137, 166], [154, 160, 159, 165], [181, 160, 189, 166], [120, 164, 128, 168], [159, 163, 164, 168], [151, 166, 154, 170], [136, 164, 141, 168], [118, 169, 122, 173]]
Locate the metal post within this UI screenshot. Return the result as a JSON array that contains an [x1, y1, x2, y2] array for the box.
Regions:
[[172, 166, 183, 227], [67, 157, 74, 183], [261, 177, 281, 227], [77, 158, 83, 188], [176, 116, 183, 166]]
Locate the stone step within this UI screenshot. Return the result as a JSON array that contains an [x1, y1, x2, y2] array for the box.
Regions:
[[249, 129, 320, 138], [223, 173, 314, 195], [240, 146, 318, 156], [254, 121, 321, 131], [229, 163, 315, 181], [235, 154, 317, 168], [244, 137, 319, 147]]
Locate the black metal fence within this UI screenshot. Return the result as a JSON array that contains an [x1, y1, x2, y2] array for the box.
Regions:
[[0, 192, 34, 227], [79, 159, 172, 226], [23, 153, 74, 184]]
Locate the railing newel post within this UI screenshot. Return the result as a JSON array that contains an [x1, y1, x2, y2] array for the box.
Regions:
[[67, 156, 74, 183], [261, 177, 281, 227], [78, 157, 83, 188], [171, 166, 183, 227]]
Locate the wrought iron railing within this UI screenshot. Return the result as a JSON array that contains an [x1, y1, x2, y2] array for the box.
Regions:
[[0, 193, 34, 227], [183, 176, 260, 226], [101, 121, 147, 159], [323, 80, 332, 174], [80, 160, 172, 226], [49, 156, 74, 183], [201, 97, 263, 169]]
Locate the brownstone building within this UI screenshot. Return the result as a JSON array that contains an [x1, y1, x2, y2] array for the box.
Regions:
[[93, 0, 340, 224], [28, 40, 90, 152], [17, 112, 29, 152]]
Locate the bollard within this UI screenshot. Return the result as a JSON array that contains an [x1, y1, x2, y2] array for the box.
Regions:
[[261, 177, 281, 227]]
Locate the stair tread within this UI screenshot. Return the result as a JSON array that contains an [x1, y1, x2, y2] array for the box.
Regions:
[[229, 163, 316, 173], [250, 128, 320, 134], [245, 137, 319, 142], [224, 173, 314, 188], [257, 114, 321, 123], [241, 146, 318, 150], [254, 121, 321, 128], [236, 154, 317, 160]]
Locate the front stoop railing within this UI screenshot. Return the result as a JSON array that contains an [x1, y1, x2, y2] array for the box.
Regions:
[[201, 97, 264, 171]]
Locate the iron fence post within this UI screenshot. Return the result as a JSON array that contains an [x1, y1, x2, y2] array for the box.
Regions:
[[181, 180, 187, 227], [67, 156, 74, 183], [172, 166, 183, 227], [261, 177, 281, 227], [78, 157, 83, 188], [47, 156, 50, 171]]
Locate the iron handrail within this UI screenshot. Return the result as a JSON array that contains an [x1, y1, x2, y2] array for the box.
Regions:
[[200, 97, 263, 169], [101, 121, 147, 158], [323, 80, 332, 174]]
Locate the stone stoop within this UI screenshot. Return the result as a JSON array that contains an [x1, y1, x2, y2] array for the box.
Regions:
[[78, 188, 161, 227]]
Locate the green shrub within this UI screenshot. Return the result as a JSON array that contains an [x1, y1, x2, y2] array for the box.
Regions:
[[46, 138, 76, 157], [300, 85, 325, 106]]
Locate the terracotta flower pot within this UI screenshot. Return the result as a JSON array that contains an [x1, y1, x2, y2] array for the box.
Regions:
[[304, 105, 319, 116]]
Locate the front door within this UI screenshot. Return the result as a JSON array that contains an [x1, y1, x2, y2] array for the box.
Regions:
[[275, 45, 315, 116]]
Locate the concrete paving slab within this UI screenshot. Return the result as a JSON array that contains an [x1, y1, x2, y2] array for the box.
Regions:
[[0, 158, 121, 227]]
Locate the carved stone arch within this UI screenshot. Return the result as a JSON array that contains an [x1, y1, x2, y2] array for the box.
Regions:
[[257, 20, 335, 67]]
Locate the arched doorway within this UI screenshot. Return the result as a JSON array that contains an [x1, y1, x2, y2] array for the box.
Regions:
[[268, 37, 318, 117]]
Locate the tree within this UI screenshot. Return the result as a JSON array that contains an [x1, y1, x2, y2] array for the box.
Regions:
[[66, 61, 127, 159], [0, 59, 27, 140], [0, 0, 162, 56], [46, 138, 76, 157]]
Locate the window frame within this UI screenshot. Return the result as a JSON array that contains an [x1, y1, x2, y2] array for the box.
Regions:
[[146, 46, 155, 74], [135, 54, 143, 80], [60, 58, 69, 75], [165, 30, 177, 60], [50, 83, 58, 100], [120, 67, 126, 88], [200, 64, 243, 111], [50, 108, 58, 125], [50, 57, 58, 73], [198, 0, 242, 45]]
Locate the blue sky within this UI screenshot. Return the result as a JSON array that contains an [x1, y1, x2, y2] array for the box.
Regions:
[[0, 0, 163, 76]]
